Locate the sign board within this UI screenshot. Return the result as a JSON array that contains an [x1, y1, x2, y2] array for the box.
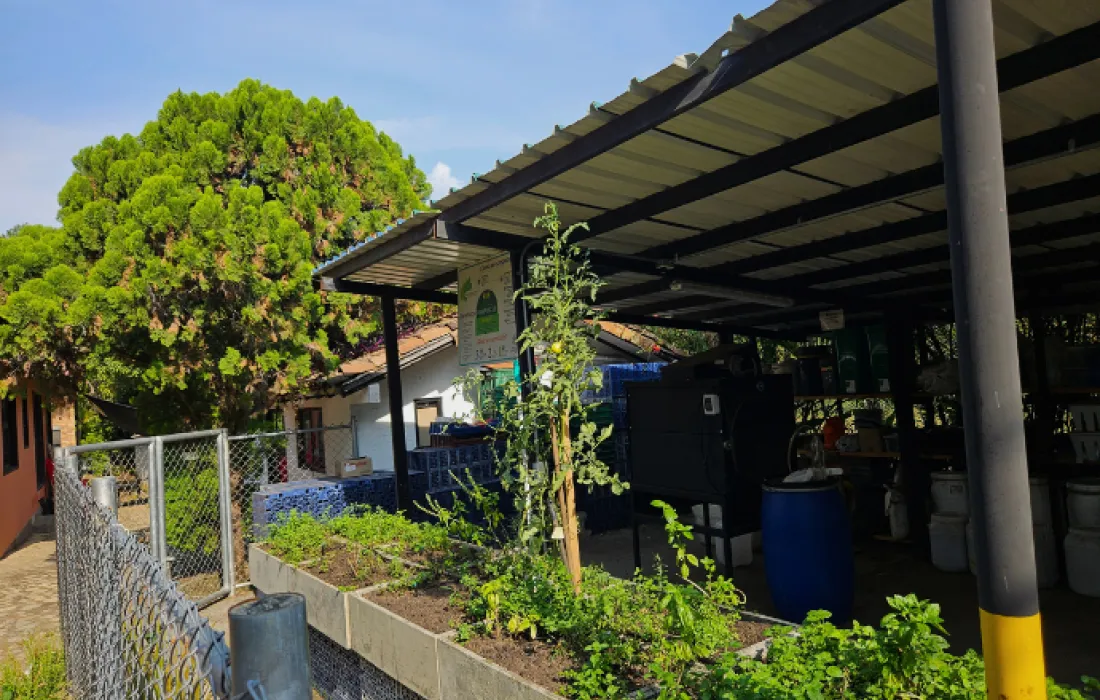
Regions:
[[457, 255, 518, 367], [819, 309, 845, 331], [366, 383, 381, 404]]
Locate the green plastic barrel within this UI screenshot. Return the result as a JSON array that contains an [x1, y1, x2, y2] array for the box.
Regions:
[[865, 325, 891, 392], [832, 328, 872, 394]]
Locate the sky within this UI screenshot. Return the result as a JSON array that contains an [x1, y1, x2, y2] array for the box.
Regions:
[[0, 0, 769, 233]]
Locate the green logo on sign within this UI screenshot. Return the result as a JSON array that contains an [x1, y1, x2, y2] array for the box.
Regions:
[[476, 290, 499, 335]]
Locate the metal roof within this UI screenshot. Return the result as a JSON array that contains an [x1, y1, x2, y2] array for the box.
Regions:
[[315, 0, 1100, 333]]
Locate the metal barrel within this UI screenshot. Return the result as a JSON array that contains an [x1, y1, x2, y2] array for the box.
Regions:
[[229, 593, 311, 700]]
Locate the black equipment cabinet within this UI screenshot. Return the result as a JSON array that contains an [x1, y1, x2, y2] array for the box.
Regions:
[[626, 374, 794, 574]]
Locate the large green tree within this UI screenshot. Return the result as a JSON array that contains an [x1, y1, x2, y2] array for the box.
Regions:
[[0, 79, 437, 432]]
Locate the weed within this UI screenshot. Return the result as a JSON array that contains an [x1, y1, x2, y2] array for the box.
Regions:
[[0, 634, 66, 700]]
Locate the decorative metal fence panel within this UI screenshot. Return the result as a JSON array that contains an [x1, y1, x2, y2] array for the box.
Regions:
[[55, 466, 232, 699], [227, 425, 355, 580]]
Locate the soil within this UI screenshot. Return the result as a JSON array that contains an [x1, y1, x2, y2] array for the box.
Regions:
[[367, 584, 466, 634], [735, 620, 772, 648], [302, 543, 395, 590], [463, 634, 579, 695]]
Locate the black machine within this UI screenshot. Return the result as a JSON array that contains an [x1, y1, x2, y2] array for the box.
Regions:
[[625, 345, 794, 573]]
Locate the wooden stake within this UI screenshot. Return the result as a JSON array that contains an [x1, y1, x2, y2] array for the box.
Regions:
[[550, 413, 583, 593]]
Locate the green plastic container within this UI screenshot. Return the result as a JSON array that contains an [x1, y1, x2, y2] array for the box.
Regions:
[[832, 328, 872, 394], [865, 325, 891, 393]]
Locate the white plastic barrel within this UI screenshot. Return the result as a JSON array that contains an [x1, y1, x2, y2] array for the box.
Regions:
[[930, 513, 969, 573], [1065, 528, 1100, 597], [1067, 478, 1100, 529], [1029, 477, 1052, 526], [967, 519, 1058, 588], [930, 472, 969, 515]]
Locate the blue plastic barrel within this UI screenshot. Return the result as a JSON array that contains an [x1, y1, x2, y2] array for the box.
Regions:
[[762, 479, 854, 624]]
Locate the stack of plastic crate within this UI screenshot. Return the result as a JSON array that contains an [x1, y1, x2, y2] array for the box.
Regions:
[[575, 363, 665, 533]]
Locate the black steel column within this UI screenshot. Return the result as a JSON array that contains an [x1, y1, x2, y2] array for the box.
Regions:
[[888, 320, 927, 554], [933, 0, 1045, 694], [510, 249, 535, 394], [382, 295, 412, 509]]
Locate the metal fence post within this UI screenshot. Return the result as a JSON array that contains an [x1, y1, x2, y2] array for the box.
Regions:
[[229, 593, 312, 700], [151, 436, 168, 569], [90, 476, 118, 516], [217, 429, 235, 592], [146, 439, 162, 564]]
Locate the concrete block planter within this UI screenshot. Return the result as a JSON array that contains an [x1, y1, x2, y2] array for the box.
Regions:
[[436, 635, 562, 700], [248, 544, 358, 648], [735, 610, 800, 662], [348, 586, 447, 700]]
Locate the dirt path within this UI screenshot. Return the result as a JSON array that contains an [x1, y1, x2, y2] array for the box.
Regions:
[[0, 535, 60, 660]]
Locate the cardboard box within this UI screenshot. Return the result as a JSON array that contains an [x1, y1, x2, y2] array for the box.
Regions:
[[340, 457, 373, 478], [858, 427, 884, 453]]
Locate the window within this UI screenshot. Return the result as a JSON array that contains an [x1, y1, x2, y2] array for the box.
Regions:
[[22, 397, 30, 448], [296, 407, 326, 473], [414, 398, 443, 448], [34, 394, 47, 487], [2, 399, 17, 475]]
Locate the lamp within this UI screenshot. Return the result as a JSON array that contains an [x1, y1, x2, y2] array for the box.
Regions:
[[667, 280, 795, 308]]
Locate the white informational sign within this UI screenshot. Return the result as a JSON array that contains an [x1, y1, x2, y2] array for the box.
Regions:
[[458, 255, 518, 367], [366, 383, 381, 404], [819, 309, 845, 331]]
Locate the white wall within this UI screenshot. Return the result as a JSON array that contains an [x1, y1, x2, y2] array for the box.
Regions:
[[349, 345, 473, 471]]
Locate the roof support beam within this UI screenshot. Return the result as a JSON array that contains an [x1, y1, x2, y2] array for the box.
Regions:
[[329, 279, 458, 305], [571, 19, 1100, 243], [719, 172, 1100, 276], [412, 269, 459, 291], [643, 113, 1100, 260], [601, 311, 805, 341], [786, 210, 1100, 288], [437, 0, 905, 226], [435, 221, 924, 316]]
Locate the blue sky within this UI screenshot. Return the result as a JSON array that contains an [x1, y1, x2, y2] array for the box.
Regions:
[[0, 0, 768, 233]]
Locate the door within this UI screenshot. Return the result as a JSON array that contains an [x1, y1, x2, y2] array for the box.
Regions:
[[414, 398, 442, 448], [296, 407, 326, 473]]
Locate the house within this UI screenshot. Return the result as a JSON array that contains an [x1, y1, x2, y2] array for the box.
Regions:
[[282, 316, 677, 475], [0, 380, 69, 556]]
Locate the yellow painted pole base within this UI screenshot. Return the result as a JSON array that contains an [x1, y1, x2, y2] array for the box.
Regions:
[[979, 608, 1047, 700]]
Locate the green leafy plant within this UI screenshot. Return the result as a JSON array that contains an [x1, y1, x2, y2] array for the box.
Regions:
[[265, 510, 330, 565], [692, 595, 1098, 700], [163, 467, 221, 555], [0, 634, 66, 700]]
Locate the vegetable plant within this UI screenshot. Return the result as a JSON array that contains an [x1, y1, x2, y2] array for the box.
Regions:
[[459, 202, 624, 592]]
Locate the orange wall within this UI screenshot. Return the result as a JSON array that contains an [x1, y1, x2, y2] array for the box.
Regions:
[[0, 381, 49, 557]]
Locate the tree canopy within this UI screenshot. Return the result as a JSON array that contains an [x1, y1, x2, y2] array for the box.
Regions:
[[0, 79, 439, 432]]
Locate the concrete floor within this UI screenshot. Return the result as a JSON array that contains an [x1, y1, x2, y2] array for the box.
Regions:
[[0, 534, 60, 662], [582, 524, 1100, 685]]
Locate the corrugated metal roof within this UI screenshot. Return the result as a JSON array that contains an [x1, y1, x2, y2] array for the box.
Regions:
[[315, 0, 1100, 330]]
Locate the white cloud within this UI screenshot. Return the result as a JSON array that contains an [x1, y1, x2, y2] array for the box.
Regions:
[[427, 162, 462, 201]]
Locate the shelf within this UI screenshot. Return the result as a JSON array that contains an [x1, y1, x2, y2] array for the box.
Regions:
[[799, 449, 955, 461], [794, 393, 892, 401]]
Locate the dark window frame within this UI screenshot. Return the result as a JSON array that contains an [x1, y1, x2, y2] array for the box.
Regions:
[[34, 394, 47, 487], [2, 399, 18, 475], [22, 397, 30, 448]]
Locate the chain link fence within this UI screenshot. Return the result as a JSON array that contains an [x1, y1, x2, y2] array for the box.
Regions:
[[55, 465, 232, 699], [227, 425, 355, 580], [71, 431, 233, 608]]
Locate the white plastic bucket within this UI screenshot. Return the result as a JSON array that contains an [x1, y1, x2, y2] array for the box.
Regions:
[[1065, 528, 1100, 597], [1067, 478, 1100, 530], [1030, 477, 1052, 526], [929, 513, 969, 573], [930, 472, 969, 516]]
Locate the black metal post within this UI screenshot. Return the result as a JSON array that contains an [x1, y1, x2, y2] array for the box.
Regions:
[[510, 249, 535, 395], [933, 0, 1045, 693], [718, 330, 735, 346], [888, 320, 927, 553], [382, 295, 412, 510]]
